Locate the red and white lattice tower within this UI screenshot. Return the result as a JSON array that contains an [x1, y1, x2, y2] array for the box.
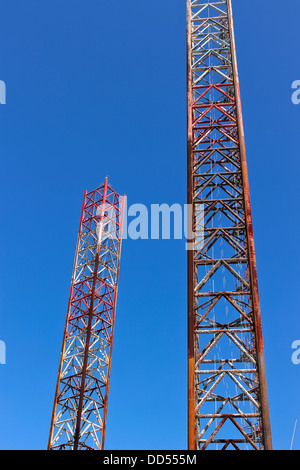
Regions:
[[187, 0, 272, 450], [48, 178, 125, 450]]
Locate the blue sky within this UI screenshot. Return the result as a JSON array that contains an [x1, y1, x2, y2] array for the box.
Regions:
[[0, 0, 299, 450]]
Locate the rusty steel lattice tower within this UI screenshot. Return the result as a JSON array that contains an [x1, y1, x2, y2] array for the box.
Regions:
[[48, 178, 125, 450], [187, 0, 272, 450]]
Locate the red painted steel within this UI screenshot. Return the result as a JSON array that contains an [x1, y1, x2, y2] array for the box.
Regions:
[[187, 0, 196, 451], [48, 179, 125, 450], [186, 0, 272, 450]]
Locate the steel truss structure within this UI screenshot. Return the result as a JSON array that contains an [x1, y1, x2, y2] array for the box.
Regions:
[[187, 1, 272, 450], [48, 178, 125, 450]]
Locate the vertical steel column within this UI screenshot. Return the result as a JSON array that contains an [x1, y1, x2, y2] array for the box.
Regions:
[[48, 179, 125, 450], [187, 0, 196, 451], [187, 0, 272, 450], [226, 1, 273, 450]]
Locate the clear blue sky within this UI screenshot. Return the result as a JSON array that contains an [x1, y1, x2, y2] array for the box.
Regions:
[[0, 0, 299, 450]]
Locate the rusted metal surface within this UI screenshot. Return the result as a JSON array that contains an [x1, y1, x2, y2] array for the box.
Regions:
[[48, 179, 125, 450], [187, 0, 196, 451], [186, 0, 272, 450], [227, 0, 272, 450]]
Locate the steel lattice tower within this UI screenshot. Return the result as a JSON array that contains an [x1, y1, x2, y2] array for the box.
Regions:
[[48, 178, 125, 450], [187, 1, 272, 450]]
